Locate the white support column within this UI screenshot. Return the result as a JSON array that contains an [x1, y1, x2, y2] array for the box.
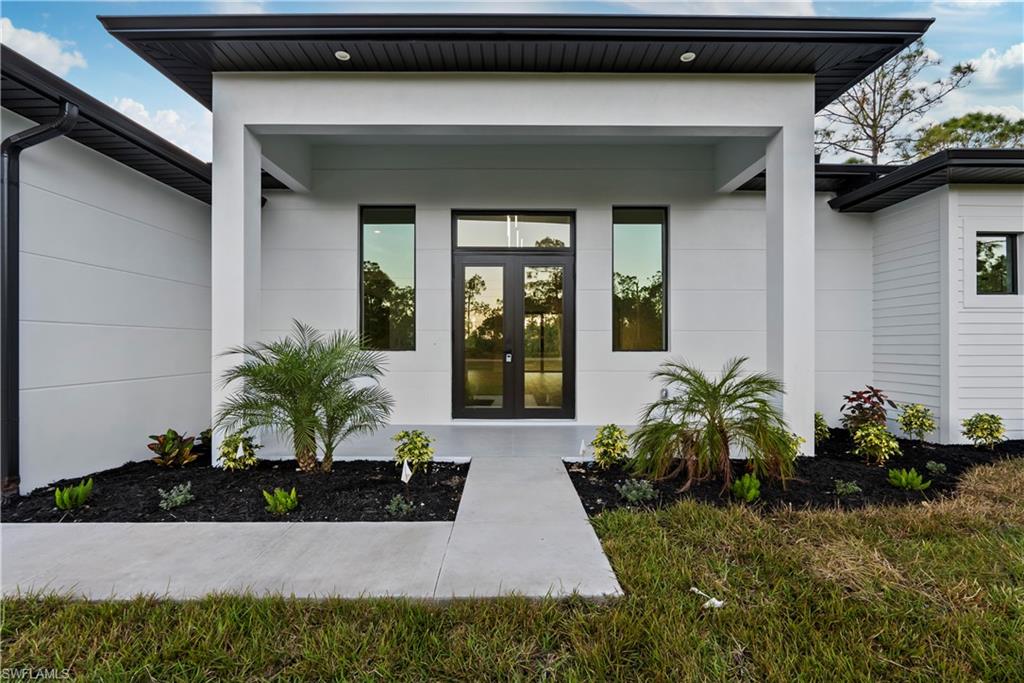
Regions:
[[211, 120, 262, 449], [766, 124, 815, 454]]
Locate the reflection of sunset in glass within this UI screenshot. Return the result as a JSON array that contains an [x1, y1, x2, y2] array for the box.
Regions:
[[464, 266, 505, 408], [457, 214, 570, 248]]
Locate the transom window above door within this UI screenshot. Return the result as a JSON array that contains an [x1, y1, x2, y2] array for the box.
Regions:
[[455, 212, 572, 249]]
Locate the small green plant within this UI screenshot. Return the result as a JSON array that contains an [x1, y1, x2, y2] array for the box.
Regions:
[[888, 468, 931, 491], [196, 427, 213, 457], [386, 494, 415, 518], [263, 487, 298, 515], [833, 479, 862, 497], [925, 460, 947, 476], [591, 424, 630, 468], [158, 482, 194, 510], [897, 403, 936, 442], [852, 423, 901, 466], [54, 479, 93, 510], [961, 413, 1005, 449], [147, 429, 197, 467], [814, 411, 830, 446], [393, 430, 435, 474], [730, 473, 761, 503], [615, 478, 657, 505], [219, 432, 261, 470]]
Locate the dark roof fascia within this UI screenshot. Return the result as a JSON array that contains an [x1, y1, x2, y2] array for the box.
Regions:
[[98, 12, 934, 38], [1, 46, 212, 198], [98, 13, 932, 111], [828, 149, 1024, 212]]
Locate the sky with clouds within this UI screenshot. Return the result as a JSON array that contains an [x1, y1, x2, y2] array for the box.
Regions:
[[2, 0, 1021, 161]]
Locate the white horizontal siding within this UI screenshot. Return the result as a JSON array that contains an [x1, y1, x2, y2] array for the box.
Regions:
[[952, 186, 1024, 439], [3, 108, 212, 491], [871, 188, 945, 434]]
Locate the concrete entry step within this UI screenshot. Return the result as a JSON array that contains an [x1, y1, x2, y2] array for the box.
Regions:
[[434, 456, 622, 598]]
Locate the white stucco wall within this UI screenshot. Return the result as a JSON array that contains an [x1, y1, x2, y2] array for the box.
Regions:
[[3, 109, 212, 492], [949, 186, 1024, 439], [259, 143, 871, 428]]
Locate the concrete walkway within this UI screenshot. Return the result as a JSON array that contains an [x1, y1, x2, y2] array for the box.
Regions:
[[1, 456, 621, 600]]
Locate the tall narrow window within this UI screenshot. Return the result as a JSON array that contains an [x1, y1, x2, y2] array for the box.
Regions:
[[613, 208, 667, 351], [976, 233, 1018, 295], [361, 206, 415, 350]]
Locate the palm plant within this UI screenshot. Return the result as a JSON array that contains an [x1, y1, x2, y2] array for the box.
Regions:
[[629, 356, 797, 493], [216, 321, 394, 472]]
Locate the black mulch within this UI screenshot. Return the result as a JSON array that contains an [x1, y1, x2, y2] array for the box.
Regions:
[[567, 428, 1024, 516], [2, 459, 468, 523]]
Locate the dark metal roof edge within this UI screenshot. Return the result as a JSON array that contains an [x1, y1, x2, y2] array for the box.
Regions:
[[829, 149, 1024, 212], [98, 13, 935, 36], [99, 13, 932, 112], [1, 45, 212, 196]]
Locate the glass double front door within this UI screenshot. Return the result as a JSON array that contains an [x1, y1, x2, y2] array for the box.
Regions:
[[453, 253, 575, 418]]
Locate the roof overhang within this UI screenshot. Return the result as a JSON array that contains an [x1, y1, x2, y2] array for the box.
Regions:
[[98, 13, 933, 111], [740, 162, 898, 194], [1, 45, 212, 203], [829, 149, 1024, 212]]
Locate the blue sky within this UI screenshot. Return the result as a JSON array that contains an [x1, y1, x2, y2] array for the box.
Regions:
[[2, 1, 1022, 161]]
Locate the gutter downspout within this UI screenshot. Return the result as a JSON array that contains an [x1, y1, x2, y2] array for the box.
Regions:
[[1, 100, 79, 499]]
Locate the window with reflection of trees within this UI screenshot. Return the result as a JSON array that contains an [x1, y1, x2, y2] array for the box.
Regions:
[[976, 233, 1017, 295], [361, 207, 416, 350], [613, 208, 666, 351]]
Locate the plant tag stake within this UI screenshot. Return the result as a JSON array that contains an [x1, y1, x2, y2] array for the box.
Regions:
[[579, 439, 587, 457], [690, 587, 724, 609], [401, 459, 413, 484], [236, 440, 245, 463]]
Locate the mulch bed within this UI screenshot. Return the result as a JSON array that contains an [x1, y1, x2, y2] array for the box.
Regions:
[[567, 428, 1024, 516], [2, 459, 468, 523]]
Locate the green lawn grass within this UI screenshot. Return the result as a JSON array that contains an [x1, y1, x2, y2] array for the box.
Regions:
[[3, 459, 1023, 681]]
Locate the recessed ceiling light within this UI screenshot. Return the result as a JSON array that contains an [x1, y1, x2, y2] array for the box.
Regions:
[[335, 50, 351, 62], [680, 52, 697, 63]]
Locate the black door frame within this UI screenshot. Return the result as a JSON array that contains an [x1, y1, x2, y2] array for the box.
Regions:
[[451, 210, 576, 419]]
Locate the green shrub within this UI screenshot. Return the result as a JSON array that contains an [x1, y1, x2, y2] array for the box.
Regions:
[[217, 321, 394, 473], [629, 356, 796, 493], [393, 430, 435, 474], [385, 494, 415, 518], [897, 403, 936, 441], [147, 429, 197, 467], [833, 479, 862, 497], [814, 412, 830, 446], [196, 428, 213, 458], [219, 432, 261, 471], [158, 482, 194, 511], [54, 479, 93, 510], [840, 386, 897, 432], [263, 487, 298, 515], [852, 423, 901, 466], [961, 413, 1005, 449], [730, 473, 761, 503], [614, 479, 657, 505], [591, 424, 630, 469], [888, 468, 931, 491], [925, 460, 947, 476]]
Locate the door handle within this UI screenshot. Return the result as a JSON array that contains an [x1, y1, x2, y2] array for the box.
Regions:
[[505, 352, 513, 364]]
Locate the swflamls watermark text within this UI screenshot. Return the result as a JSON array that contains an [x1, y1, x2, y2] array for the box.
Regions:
[[0, 668, 72, 680]]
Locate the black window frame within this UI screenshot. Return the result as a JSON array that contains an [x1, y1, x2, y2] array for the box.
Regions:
[[976, 232, 1019, 296], [611, 206, 669, 352], [358, 204, 417, 351]]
